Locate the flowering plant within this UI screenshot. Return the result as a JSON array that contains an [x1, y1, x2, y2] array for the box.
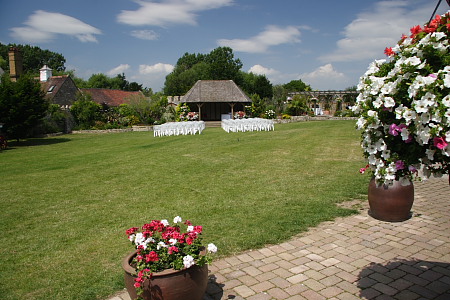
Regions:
[[234, 111, 246, 119], [264, 109, 276, 119], [354, 11, 450, 186], [126, 216, 217, 299]]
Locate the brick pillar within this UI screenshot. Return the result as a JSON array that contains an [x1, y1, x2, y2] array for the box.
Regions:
[[8, 47, 23, 82]]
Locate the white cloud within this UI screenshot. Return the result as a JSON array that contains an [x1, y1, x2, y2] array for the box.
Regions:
[[139, 63, 174, 75], [300, 64, 350, 90], [248, 64, 279, 76], [130, 29, 159, 40], [107, 64, 131, 76], [10, 10, 101, 43], [117, 0, 233, 27], [320, 0, 438, 62], [217, 25, 301, 53]]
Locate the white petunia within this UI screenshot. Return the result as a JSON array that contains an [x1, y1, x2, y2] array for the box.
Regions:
[[384, 97, 395, 108], [207, 243, 218, 253], [169, 238, 177, 245], [173, 216, 182, 223], [442, 95, 450, 107], [426, 149, 436, 160], [183, 255, 195, 268], [187, 225, 194, 232], [161, 219, 169, 226]]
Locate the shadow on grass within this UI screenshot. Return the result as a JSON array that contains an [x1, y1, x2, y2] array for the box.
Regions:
[[357, 259, 450, 299], [6, 137, 71, 148]]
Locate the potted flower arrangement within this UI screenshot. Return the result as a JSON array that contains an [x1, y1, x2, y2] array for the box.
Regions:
[[234, 111, 246, 119], [123, 216, 217, 300], [353, 11, 450, 221]]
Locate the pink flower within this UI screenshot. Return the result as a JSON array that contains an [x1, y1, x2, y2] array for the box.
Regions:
[[134, 282, 141, 288], [433, 137, 448, 150], [395, 160, 406, 170], [389, 124, 400, 136]]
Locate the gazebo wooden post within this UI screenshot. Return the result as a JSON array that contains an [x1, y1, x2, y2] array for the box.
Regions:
[[196, 103, 204, 120], [228, 103, 236, 119]]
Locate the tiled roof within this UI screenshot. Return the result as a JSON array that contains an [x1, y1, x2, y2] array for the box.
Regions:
[[40, 75, 73, 100], [182, 80, 251, 103], [81, 89, 144, 106]]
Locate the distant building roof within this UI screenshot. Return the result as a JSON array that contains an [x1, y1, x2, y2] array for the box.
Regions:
[[182, 80, 251, 103], [40, 75, 76, 100], [81, 88, 144, 106]]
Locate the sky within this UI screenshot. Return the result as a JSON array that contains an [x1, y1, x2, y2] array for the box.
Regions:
[[1, 0, 449, 93]]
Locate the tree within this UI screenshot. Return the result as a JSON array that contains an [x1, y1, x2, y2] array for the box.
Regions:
[[240, 72, 273, 100], [0, 74, 49, 140], [70, 92, 102, 129], [164, 47, 243, 95], [205, 47, 242, 81], [0, 43, 66, 73], [283, 79, 311, 92]]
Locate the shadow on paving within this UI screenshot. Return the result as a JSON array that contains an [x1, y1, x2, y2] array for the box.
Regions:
[[357, 259, 450, 299]]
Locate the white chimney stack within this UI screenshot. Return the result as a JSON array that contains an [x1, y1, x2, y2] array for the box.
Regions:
[[40, 65, 52, 82]]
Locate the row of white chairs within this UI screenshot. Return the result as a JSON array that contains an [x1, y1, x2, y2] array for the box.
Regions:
[[153, 121, 205, 137], [221, 118, 275, 133]]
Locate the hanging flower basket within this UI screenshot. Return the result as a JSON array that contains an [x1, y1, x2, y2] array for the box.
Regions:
[[355, 11, 450, 187]]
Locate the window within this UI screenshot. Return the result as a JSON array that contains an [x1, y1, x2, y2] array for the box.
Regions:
[[48, 85, 56, 93]]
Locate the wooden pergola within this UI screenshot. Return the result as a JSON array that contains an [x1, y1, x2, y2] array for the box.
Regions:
[[182, 80, 252, 121]]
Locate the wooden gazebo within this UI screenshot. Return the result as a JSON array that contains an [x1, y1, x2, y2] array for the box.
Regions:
[[182, 80, 251, 121]]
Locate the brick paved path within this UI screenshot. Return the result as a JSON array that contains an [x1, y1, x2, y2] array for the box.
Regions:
[[108, 176, 450, 300]]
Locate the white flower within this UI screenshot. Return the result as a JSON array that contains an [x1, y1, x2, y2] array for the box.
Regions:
[[157, 241, 167, 250], [183, 255, 195, 268], [401, 128, 411, 141], [161, 219, 169, 226], [404, 56, 421, 66], [128, 234, 135, 242], [173, 216, 182, 223], [384, 97, 395, 108], [444, 74, 450, 88], [442, 95, 450, 107], [426, 149, 436, 160], [134, 233, 145, 246], [403, 109, 416, 124], [207, 243, 218, 253], [373, 97, 383, 109], [356, 117, 366, 129], [169, 238, 177, 245], [417, 126, 431, 144], [187, 225, 194, 232]]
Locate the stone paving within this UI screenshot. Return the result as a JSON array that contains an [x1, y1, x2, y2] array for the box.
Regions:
[[107, 176, 450, 300]]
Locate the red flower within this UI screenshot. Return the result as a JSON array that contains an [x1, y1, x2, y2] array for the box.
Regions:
[[168, 246, 179, 254], [384, 47, 395, 57], [194, 226, 203, 234], [134, 282, 141, 288], [145, 251, 159, 262], [410, 25, 422, 38], [126, 227, 139, 236]]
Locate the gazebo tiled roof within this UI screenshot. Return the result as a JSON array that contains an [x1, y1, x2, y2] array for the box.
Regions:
[[182, 80, 251, 103]]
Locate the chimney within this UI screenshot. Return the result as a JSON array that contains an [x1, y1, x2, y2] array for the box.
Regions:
[[40, 65, 53, 82], [8, 47, 23, 82]]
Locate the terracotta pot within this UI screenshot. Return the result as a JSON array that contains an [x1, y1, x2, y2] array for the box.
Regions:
[[368, 178, 414, 222], [122, 251, 208, 300]]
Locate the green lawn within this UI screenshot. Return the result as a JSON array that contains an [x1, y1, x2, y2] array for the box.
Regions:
[[0, 120, 368, 300]]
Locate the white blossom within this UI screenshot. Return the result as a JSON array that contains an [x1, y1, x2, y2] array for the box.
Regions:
[[183, 255, 195, 268], [207, 243, 218, 253], [173, 216, 182, 223]]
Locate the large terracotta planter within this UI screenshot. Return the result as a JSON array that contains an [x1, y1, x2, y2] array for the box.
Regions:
[[122, 251, 208, 300], [368, 178, 414, 222]]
